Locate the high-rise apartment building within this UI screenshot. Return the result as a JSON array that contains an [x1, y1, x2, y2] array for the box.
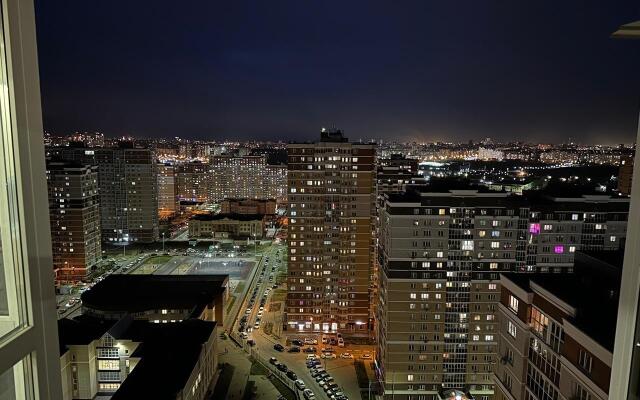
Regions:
[[176, 160, 209, 202], [157, 162, 177, 219], [285, 129, 376, 333], [46, 161, 101, 282], [209, 155, 286, 202], [48, 145, 160, 244], [376, 183, 628, 399], [265, 164, 288, 203], [495, 251, 621, 400], [618, 155, 633, 196], [95, 146, 159, 243]]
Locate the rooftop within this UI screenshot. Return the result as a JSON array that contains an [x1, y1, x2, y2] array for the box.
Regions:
[[190, 212, 264, 221], [81, 274, 227, 314], [59, 315, 216, 399], [112, 319, 217, 399]]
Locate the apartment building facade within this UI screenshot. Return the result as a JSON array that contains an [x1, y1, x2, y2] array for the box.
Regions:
[[376, 185, 628, 399], [47, 145, 160, 243], [46, 161, 102, 282], [157, 162, 177, 219], [495, 251, 621, 400], [285, 129, 376, 333], [208, 154, 287, 202], [176, 160, 209, 202]]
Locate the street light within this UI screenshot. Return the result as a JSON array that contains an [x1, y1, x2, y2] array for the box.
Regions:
[[162, 232, 165, 253]]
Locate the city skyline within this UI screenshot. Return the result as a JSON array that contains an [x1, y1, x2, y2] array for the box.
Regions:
[[36, 1, 640, 144]]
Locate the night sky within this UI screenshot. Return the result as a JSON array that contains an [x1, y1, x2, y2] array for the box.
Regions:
[[35, 1, 640, 143]]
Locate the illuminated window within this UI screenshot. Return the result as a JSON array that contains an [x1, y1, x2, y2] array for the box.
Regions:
[[508, 295, 519, 313], [507, 321, 517, 338]]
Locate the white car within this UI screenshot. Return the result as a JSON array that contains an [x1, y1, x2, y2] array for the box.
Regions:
[[361, 353, 372, 359], [254, 322, 260, 329], [303, 389, 315, 400], [340, 352, 353, 359], [304, 338, 318, 345], [240, 332, 248, 339], [337, 338, 345, 347], [321, 353, 337, 359], [295, 379, 306, 390], [306, 354, 318, 360]]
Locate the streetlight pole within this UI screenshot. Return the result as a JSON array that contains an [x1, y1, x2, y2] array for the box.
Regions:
[[162, 232, 165, 253]]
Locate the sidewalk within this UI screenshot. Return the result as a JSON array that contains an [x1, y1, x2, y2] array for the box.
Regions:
[[218, 346, 253, 400]]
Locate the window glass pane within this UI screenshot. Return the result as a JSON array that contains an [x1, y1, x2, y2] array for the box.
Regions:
[[0, 357, 32, 400], [0, 6, 27, 343]]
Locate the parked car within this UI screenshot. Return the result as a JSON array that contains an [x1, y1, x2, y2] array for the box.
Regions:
[[286, 370, 298, 380], [304, 346, 317, 353], [273, 343, 285, 352], [276, 363, 288, 372], [269, 357, 278, 365], [291, 339, 304, 346], [321, 353, 337, 359], [337, 338, 345, 347], [295, 379, 306, 390], [288, 346, 301, 353], [304, 338, 318, 345], [321, 347, 335, 353], [340, 352, 353, 359], [303, 389, 315, 400], [361, 353, 372, 359], [247, 339, 256, 347]]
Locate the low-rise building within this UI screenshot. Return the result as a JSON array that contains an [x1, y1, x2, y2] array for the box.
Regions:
[[495, 251, 621, 400], [220, 198, 276, 215], [188, 213, 264, 239], [80, 274, 229, 326], [58, 316, 217, 400]]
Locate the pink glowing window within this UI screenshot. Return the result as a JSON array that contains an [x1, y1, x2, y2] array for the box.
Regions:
[[554, 245, 564, 254], [529, 223, 540, 234]]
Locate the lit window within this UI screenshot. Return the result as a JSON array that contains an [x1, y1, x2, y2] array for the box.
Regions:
[[554, 245, 564, 254], [410, 293, 417, 299], [572, 214, 579, 221], [508, 295, 519, 313], [436, 251, 444, 258], [478, 230, 486, 237], [488, 284, 497, 290], [529, 223, 540, 234], [407, 374, 414, 382], [569, 246, 576, 253], [610, 236, 616, 242], [507, 321, 517, 338], [461, 240, 474, 251], [491, 241, 500, 249]]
